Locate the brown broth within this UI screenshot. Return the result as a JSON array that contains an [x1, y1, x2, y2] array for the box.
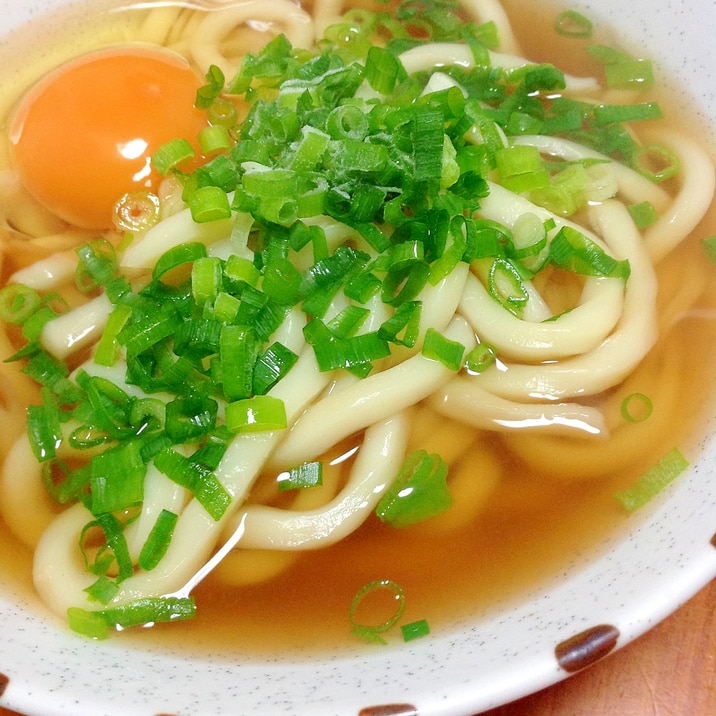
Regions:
[[0, 0, 715, 659]]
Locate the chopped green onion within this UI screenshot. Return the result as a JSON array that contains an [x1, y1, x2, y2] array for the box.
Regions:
[[154, 447, 231, 521], [224, 395, 287, 433], [164, 394, 218, 442], [68, 596, 196, 639], [627, 201, 659, 229], [151, 138, 195, 175], [631, 144, 680, 183], [26, 399, 63, 462], [94, 303, 132, 367], [555, 10, 593, 38], [189, 185, 232, 223], [277, 461, 323, 491], [495, 145, 549, 193], [0, 284, 42, 325], [421, 327, 465, 371], [191, 256, 223, 305], [701, 236, 716, 264], [376, 449, 452, 528], [138, 509, 179, 571], [365, 45, 401, 95], [152, 242, 208, 282], [604, 58, 655, 90], [252, 342, 299, 395], [464, 343, 497, 373], [67, 607, 109, 640], [401, 618, 430, 642], [93, 511, 134, 582], [74, 240, 117, 293], [349, 579, 406, 645], [620, 392, 653, 423], [84, 575, 120, 605], [199, 124, 233, 155], [548, 226, 631, 279], [488, 257, 530, 314], [614, 447, 689, 511], [220, 325, 256, 401], [593, 102, 663, 125], [90, 441, 146, 514]]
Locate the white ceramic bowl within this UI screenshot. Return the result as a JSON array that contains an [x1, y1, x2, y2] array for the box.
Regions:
[[0, 1, 714, 715]]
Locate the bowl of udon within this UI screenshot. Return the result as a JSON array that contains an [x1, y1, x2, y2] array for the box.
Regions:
[[0, 0, 714, 714]]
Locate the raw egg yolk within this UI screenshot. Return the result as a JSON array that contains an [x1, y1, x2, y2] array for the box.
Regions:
[[9, 47, 208, 230]]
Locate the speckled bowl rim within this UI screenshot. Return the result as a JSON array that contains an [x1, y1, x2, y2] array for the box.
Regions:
[[0, 1, 714, 715]]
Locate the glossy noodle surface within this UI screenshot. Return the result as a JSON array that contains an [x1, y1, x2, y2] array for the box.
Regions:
[[0, 0, 714, 654]]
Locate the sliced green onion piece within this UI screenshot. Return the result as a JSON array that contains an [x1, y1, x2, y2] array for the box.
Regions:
[[68, 596, 196, 639], [199, 124, 233, 155], [620, 392, 653, 423], [277, 461, 323, 491], [349, 579, 406, 645], [90, 441, 146, 514], [401, 618, 430, 642], [376, 449, 452, 528], [488, 258, 530, 315], [701, 236, 716, 264], [495, 145, 549, 193], [0, 284, 42, 324], [151, 138, 195, 175], [604, 58, 654, 90], [593, 102, 663, 125], [613, 447, 689, 511], [67, 607, 109, 640], [627, 201, 659, 229], [365, 45, 400, 95], [93, 512, 134, 582], [421, 328, 465, 371], [631, 144, 680, 183], [154, 448, 231, 521], [548, 226, 631, 279], [464, 343, 497, 374], [27, 399, 63, 462], [555, 10, 593, 38], [138, 509, 179, 571], [152, 242, 208, 282], [252, 342, 299, 395], [220, 325, 256, 401], [75, 240, 117, 293], [189, 185, 232, 223], [94, 303, 132, 367], [225, 395, 287, 433], [191, 256, 223, 305], [84, 575, 120, 605], [164, 394, 218, 442]]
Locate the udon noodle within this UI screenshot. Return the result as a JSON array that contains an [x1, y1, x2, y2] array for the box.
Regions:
[[0, 0, 714, 644]]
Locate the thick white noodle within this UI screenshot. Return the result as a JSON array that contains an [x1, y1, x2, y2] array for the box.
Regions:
[[641, 128, 716, 262], [459, 271, 624, 362], [120, 208, 236, 271], [8, 250, 77, 290], [474, 200, 658, 401], [0, 435, 57, 549], [272, 316, 476, 467], [226, 413, 410, 550], [40, 293, 112, 359], [188, 0, 314, 76], [430, 376, 607, 437]]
